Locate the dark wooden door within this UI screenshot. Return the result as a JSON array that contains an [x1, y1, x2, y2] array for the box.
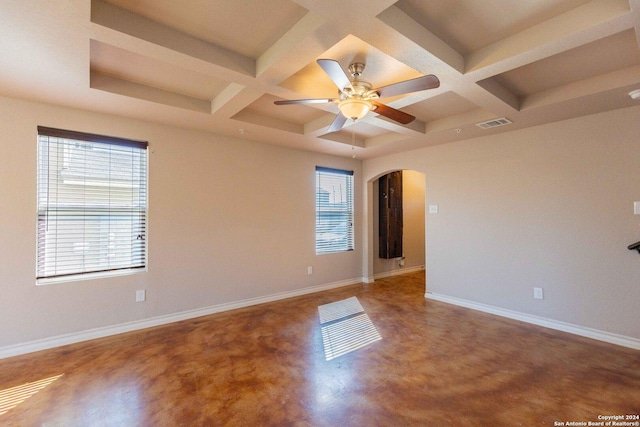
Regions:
[[379, 171, 403, 259]]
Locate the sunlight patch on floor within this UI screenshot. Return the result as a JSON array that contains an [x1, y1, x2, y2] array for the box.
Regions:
[[318, 296, 364, 324], [0, 374, 63, 415], [318, 297, 381, 361], [321, 313, 382, 360]]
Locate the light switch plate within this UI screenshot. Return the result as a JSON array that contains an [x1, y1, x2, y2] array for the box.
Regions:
[[634, 201, 640, 215], [429, 205, 439, 214]]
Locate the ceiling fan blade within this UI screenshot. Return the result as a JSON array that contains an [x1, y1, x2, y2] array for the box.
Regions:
[[327, 112, 348, 132], [371, 101, 415, 124], [274, 98, 334, 105], [317, 59, 353, 92], [375, 74, 440, 98]]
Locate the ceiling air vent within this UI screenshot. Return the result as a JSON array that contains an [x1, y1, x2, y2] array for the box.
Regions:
[[475, 117, 512, 129]]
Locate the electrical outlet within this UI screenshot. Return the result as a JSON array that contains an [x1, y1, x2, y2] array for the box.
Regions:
[[307, 266, 313, 275], [533, 287, 544, 300], [136, 289, 146, 302], [429, 205, 439, 214]]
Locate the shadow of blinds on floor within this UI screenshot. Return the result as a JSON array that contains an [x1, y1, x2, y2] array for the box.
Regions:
[[0, 374, 63, 416], [318, 296, 382, 361]]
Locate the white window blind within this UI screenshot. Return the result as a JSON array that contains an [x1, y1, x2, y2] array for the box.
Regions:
[[315, 166, 354, 254], [36, 127, 148, 281]]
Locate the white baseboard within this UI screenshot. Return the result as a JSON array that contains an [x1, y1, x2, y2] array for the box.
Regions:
[[425, 293, 640, 350], [373, 265, 425, 280], [0, 277, 363, 360]]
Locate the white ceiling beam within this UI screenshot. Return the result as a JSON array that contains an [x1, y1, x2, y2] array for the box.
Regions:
[[475, 79, 521, 111], [367, 116, 425, 135], [210, 86, 264, 119], [521, 64, 640, 110], [256, 11, 326, 78], [231, 110, 303, 134], [90, 72, 212, 114], [465, 0, 634, 79], [211, 83, 246, 114], [374, 5, 465, 74], [255, 24, 349, 89], [361, 6, 518, 118], [292, 0, 398, 27], [91, 0, 255, 79]]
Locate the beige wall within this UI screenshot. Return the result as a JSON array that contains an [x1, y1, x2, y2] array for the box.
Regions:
[[0, 96, 362, 348], [364, 106, 640, 339], [373, 170, 425, 276], [2, 94, 639, 351]]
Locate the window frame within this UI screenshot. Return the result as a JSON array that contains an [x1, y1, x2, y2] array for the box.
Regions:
[[36, 126, 149, 284], [315, 166, 354, 255]]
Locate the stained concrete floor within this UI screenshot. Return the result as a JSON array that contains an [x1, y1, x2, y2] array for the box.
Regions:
[[1, 271, 638, 426]]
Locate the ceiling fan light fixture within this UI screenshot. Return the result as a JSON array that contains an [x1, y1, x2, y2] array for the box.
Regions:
[[338, 98, 372, 121]]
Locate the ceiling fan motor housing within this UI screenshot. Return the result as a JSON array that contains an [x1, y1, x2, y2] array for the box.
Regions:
[[340, 81, 376, 100]]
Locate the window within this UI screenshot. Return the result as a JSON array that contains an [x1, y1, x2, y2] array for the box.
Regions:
[[36, 127, 148, 282], [315, 167, 354, 254]]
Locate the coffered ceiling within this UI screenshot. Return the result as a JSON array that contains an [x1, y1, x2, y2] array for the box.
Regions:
[[1, 0, 639, 159]]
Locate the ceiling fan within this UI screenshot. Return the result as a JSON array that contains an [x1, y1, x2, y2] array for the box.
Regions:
[[274, 59, 440, 132]]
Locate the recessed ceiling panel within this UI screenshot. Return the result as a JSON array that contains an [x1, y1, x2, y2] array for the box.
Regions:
[[279, 34, 424, 99], [320, 119, 390, 147], [396, 0, 591, 54], [489, 30, 640, 97], [402, 92, 479, 122], [341, 121, 389, 139], [90, 40, 228, 100], [102, 0, 308, 59]]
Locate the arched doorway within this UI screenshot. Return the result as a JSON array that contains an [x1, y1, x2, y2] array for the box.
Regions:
[[367, 169, 426, 282]]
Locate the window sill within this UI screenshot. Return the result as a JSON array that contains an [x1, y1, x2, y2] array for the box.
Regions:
[[36, 267, 146, 286]]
